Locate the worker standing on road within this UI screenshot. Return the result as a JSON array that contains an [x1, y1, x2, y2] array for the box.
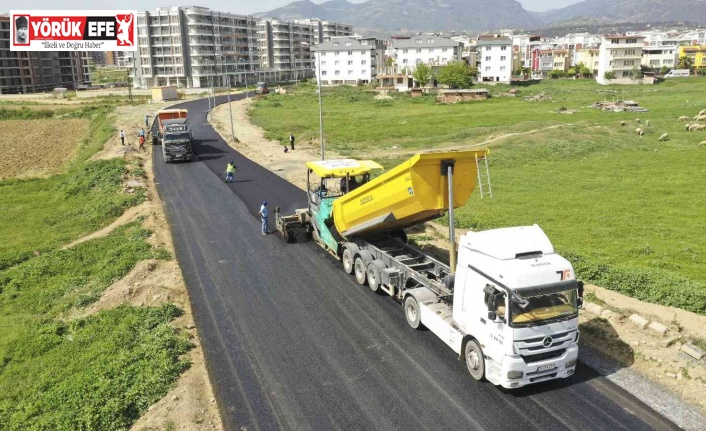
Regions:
[[139, 128, 146, 139], [138, 135, 146, 151], [225, 161, 236, 183], [120, 129, 125, 146], [289, 133, 295, 150], [259, 201, 268, 235], [145, 114, 150, 128]]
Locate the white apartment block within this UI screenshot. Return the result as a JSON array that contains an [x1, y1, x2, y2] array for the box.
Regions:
[[597, 35, 646, 84], [131, 6, 259, 89], [641, 46, 678, 70], [258, 19, 315, 81], [314, 37, 385, 85], [477, 35, 513, 84], [512, 34, 542, 69], [391, 35, 462, 73], [636, 29, 706, 46], [294, 19, 354, 43]]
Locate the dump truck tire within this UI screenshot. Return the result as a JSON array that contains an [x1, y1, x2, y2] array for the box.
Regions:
[[342, 246, 357, 274], [404, 295, 422, 329], [367, 260, 385, 293], [354, 256, 367, 285]]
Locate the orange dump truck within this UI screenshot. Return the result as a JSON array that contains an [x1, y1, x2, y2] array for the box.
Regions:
[[153, 109, 188, 145]]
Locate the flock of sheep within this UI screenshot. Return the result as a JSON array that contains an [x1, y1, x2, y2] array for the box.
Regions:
[[621, 108, 706, 146]]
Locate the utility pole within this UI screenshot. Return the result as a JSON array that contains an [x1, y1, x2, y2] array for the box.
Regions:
[[126, 69, 132, 102]]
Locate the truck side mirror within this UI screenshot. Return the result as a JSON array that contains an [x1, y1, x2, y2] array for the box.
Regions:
[[487, 311, 497, 321], [577, 281, 584, 309]]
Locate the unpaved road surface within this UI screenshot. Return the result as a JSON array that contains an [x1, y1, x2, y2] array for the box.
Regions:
[[153, 95, 679, 431]]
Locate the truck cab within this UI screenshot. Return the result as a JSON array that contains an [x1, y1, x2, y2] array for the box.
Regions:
[[453, 225, 580, 388], [161, 120, 193, 163]]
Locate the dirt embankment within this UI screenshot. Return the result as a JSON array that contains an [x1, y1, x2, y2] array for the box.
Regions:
[[210, 97, 706, 416]]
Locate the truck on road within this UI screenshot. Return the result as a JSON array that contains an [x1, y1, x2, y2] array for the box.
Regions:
[[275, 151, 583, 389], [155, 109, 193, 163]]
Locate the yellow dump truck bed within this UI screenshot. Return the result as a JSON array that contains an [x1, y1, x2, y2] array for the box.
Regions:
[[332, 150, 488, 237]]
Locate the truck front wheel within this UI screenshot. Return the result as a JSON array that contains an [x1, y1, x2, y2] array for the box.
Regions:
[[404, 296, 423, 329], [464, 340, 485, 381]]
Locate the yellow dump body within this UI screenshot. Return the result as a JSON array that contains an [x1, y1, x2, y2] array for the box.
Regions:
[[332, 150, 488, 238]]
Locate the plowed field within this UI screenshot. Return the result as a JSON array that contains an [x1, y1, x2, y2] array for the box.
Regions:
[[0, 118, 89, 180]]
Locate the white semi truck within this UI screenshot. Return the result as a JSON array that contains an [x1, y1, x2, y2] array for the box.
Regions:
[[275, 151, 583, 389]]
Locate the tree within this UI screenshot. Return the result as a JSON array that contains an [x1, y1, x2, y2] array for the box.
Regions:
[[660, 65, 671, 75], [631, 66, 643, 80], [678, 56, 693, 70], [567, 67, 577, 78], [436, 61, 474, 89], [411, 63, 433, 87], [385, 56, 395, 68], [604, 71, 616, 80], [468, 67, 479, 79], [580, 66, 591, 78]]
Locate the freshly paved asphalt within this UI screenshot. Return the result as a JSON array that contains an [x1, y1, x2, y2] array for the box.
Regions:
[[152, 95, 679, 431]]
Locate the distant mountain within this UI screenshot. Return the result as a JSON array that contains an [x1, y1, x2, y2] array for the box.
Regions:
[[255, 0, 539, 33], [255, 0, 706, 34], [538, 0, 706, 25]]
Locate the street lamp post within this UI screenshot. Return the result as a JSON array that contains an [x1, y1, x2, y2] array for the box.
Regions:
[[221, 54, 236, 145], [238, 58, 249, 98], [316, 49, 324, 160]]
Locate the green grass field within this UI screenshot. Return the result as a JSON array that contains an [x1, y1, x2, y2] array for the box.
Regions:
[[0, 102, 187, 428], [249, 79, 706, 314]]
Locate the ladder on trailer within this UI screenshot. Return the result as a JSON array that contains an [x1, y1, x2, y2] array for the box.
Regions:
[[475, 153, 492, 198]]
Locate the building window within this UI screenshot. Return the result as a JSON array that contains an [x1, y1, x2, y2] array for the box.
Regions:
[[403, 49, 408, 54], [485, 46, 491, 51], [348, 51, 353, 55], [361, 60, 366, 65], [626, 38, 637, 44], [625, 49, 636, 55], [416, 48, 422, 53], [553, 62, 561, 67], [321, 61, 326, 66], [321, 52, 326, 57], [361, 70, 366, 75], [322, 71, 327, 75], [501, 46, 507, 50], [500, 56, 506, 61], [485, 66, 490, 71], [335, 52, 339, 56], [402, 59, 408, 64], [361, 40, 368, 45], [442, 48, 447, 52], [345, 42, 351, 46], [335, 61, 339, 65], [333, 42, 339, 46], [335, 70, 340, 75], [650, 59, 660, 66], [348, 60, 353, 65], [415, 38, 422, 44], [429, 48, 434, 53], [427, 38, 434, 43], [624, 60, 635, 66], [485, 56, 491, 61], [500, 66, 506, 71], [348, 70, 353, 75]]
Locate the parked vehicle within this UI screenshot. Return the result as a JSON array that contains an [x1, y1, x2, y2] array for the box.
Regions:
[[663, 69, 690, 78], [256, 82, 269, 95], [275, 151, 583, 389]]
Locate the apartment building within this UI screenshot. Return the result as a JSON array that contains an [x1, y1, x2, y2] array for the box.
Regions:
[[130, 6, 259, 89], [258, 19, 315, 82], [596, 35, 645, 84], [294, 19, 354, 43], [391, 35, 462, 73], [511, 34, 542, 70], [642, 46, 678, 70], [532, 49, 571, 75], [0, 16, 90, 93], [476, 34, 512, 83], [679, 45, 706, 70], [575, 48, 600, 72], [314, 37, 385, 85]]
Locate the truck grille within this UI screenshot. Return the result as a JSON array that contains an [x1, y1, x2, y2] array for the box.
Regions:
[[521, 349, 565, 364]]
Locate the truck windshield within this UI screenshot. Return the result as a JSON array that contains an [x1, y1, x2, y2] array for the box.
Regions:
[[510, 289, 577, 326], [164, 133, 190, 142]]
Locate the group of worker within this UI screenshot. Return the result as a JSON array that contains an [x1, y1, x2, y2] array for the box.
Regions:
[[118, 127, 149, 151]]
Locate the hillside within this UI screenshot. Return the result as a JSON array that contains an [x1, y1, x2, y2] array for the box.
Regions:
[[539, 0, 706, 25]]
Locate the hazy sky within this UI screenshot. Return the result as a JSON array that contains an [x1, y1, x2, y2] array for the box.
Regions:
[[11, 0, 583, 15]]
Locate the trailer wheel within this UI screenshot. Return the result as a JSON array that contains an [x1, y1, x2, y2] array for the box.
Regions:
[[404, 296, 423, 329], [354, 256, 367, 285], [367, 260, 385, 293], [342, 248, 355, 274], [464, 340, 485, 381]]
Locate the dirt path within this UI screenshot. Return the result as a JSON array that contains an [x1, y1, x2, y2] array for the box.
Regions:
[[211, 98, 706, 416], [73, 102, 223, 431]]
